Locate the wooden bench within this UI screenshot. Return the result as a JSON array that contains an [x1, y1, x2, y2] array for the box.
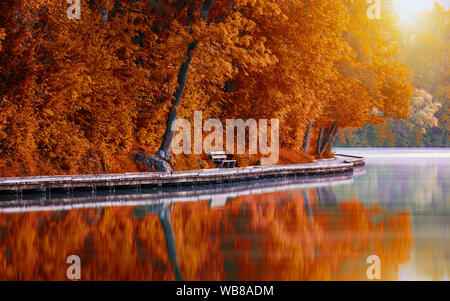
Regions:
[[208, 151, 236, 168]]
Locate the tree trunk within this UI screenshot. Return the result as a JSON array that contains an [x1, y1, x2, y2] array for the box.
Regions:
[[101, 2, 108, 25], [157, 0, 214, 160], [303, 121, 312, 154], [302, 190, 313, 219], [319, 123, 338, 155], [317, 128, 324, 155]]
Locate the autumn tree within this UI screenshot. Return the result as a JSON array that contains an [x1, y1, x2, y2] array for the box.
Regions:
[[221, 0, 348, 154], [313, 0, 413, 155], [157, 0, 213, 165], [0, 1, 46, 175], [405, 89, 441, 141]]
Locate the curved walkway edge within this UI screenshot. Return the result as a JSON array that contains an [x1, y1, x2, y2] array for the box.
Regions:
[[0, 155, 365, 192]]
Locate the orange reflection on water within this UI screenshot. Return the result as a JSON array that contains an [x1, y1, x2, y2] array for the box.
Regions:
[[0, 189, 413, 281]]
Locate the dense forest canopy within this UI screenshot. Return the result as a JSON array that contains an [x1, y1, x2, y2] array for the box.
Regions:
[[0, 0, 436, 176]]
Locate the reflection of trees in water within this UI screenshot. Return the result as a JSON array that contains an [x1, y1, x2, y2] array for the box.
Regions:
[[0, 207, 175, 280], [134, 205, 182, 280], [316, 187, 338, 208], [0, 187, 412, 280], [330, 164, 448, 280], [399, 213, 449, 281], [332, 164, 448, 209]]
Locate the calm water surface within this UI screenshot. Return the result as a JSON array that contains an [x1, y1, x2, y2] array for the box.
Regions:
[[0, 148, 448, 280]]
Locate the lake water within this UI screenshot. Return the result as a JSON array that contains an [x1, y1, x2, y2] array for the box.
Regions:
[[0, 148, 448, 281]]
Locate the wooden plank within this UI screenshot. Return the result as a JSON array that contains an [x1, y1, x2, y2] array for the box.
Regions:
[[212, 156, 226, 159]]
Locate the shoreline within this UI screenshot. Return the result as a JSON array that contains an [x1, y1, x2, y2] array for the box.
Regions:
[[0, 155, 364, 196]]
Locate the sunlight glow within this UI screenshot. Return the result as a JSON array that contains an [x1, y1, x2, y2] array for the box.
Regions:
[[394, 0, 450, 24]]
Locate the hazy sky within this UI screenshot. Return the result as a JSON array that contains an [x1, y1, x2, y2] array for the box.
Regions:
[[394, 0, 450, 23]]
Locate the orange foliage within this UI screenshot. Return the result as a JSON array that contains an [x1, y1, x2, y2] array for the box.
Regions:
[[0, 0, 414, 175], [172, 153, 214, 172], [234, 148, 312, 167]]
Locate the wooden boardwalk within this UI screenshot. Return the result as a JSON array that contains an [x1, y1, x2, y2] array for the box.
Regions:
[[0, 173, 357, 213], [0, 156, 364, 194], [334, 154, 365, 166]]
